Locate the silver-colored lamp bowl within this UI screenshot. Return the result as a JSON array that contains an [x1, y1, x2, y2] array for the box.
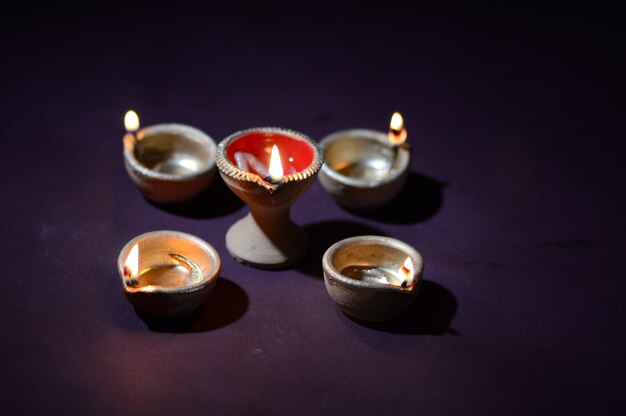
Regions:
[[322, 235, 424, 322], [123, 123, 217, 204], [117, 230, 221, 318], [318, 129, 410, 209]]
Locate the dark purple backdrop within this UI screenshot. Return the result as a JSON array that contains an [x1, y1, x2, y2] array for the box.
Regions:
[[1, 2, 625, 415]]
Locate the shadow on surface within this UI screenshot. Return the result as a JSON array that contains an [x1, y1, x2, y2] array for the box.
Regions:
[[137, 278, 248, 333], [349, 280, 458, 335], [147, 177, 244, 219], [346, 171, 447, 225], [297, 220, 387, 278]]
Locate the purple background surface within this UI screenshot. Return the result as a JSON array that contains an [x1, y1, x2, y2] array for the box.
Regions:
[[1, 2, 625, 415]]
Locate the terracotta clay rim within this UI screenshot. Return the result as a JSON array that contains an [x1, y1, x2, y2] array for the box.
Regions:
[[117, 230, 222, 294], [216, 127, 324, 186], [124, 123, 217, 181], [322, 235, 424, 292]]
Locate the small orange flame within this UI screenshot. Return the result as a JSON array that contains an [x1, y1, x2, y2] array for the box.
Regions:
[[388, 112, 407, 145], [268, 144, 284, 183], [124, 110, 140, 133], [124, 243, 139, 278], [399, 256, 414, 286]]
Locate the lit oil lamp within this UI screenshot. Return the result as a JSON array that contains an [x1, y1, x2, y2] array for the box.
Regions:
[[122, 110, 217, 203], [322, 235, 424, 321], [318, 112, 411, 209], [117, 230, 221, 318], [216, 127, 324, 269]]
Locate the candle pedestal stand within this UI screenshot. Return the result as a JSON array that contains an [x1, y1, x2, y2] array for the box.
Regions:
[[217, 127, 323, 270], [223, 185, 310, 269]]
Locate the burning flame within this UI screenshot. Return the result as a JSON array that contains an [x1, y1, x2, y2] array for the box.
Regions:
[[124, 110, 140, 133], [388, 112, 407, 145], [124, 243, 139, 278], [399, 256, 414, 287], [268, 144, 284, 183]]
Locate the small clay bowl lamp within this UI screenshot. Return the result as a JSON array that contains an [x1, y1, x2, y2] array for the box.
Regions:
[[318, 112, 410, 209], [122, 110, 217, 204], [322, 235, 424, 322], [117, 230, 221, 318], [216, 127, 324, 269]]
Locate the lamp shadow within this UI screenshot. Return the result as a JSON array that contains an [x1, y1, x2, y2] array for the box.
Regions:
[[146, 177, 244, 219], [347, 280, 458, 335], [136, 278, 248, 333], [297, 220, 387, 278], [345, 171, 447, 225]]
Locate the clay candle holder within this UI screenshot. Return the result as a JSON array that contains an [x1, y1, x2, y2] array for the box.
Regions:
[[322, 235, 424, 321], [318, 113, 410, 209], [117, 230, 221, 318], [122, 111, 217, 203], [216, 127, 323, 269]]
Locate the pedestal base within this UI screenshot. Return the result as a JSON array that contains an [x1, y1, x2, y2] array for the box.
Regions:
[[225, 213, 308, 269]]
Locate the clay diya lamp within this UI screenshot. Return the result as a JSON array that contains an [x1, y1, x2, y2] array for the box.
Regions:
[[318, 112, 410, 209], [216, 127, 324, 269], [117, 230, 221, 318], [122, 110, 217, 204], [322, 235, 424, 321]]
